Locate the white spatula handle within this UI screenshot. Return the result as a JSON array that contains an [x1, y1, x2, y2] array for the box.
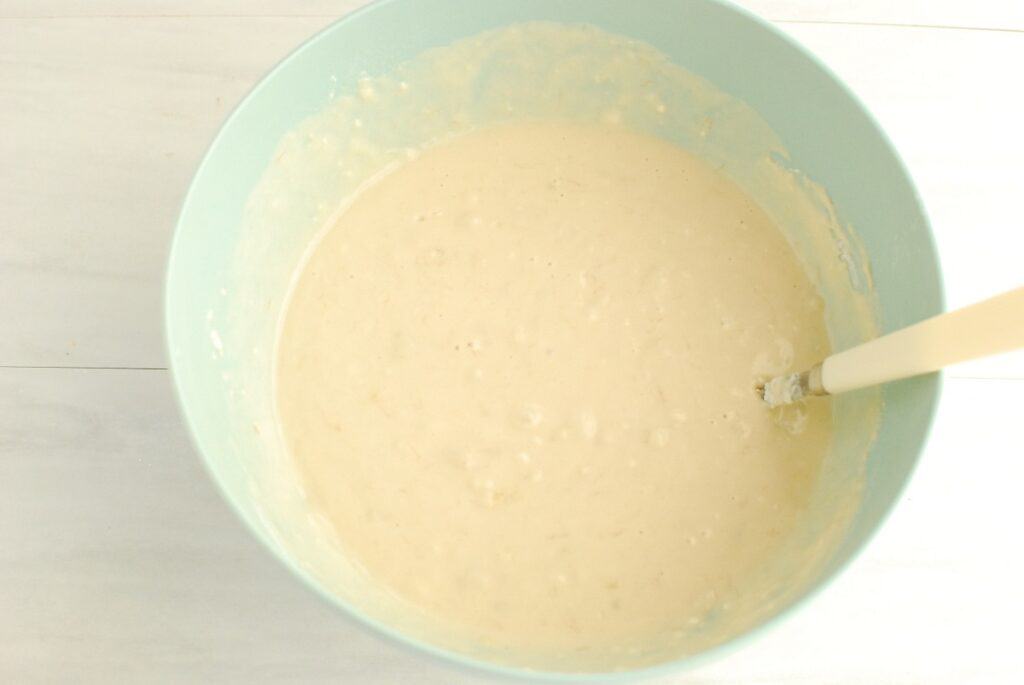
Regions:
[[821, 286, 1024, 395]]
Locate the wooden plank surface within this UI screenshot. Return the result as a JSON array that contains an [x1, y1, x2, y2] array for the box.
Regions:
[[2, 370, 1020, 683], [0, 14, 335, 368], [3, 0, 1023, 30], [755, 0, 1024, 31], [2, 8, 1021, 372]]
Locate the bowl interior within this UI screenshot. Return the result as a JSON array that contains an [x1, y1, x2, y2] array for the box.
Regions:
[[166, 0, 942, 679]]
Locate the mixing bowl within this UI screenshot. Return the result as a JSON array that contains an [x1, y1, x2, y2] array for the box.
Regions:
[[166, 0, 943, 679]]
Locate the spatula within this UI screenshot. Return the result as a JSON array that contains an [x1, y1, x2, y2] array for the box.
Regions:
[[759, 286, 1024, 407]]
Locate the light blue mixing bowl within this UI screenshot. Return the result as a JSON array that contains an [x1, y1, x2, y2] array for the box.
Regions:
[[166, 0, 943, 679]]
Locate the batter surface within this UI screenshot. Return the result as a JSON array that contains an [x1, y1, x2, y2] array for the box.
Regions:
[[276, 121, 831, 661]]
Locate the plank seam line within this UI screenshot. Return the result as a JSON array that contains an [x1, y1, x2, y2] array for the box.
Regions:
[[0, 16, 1022, 34]]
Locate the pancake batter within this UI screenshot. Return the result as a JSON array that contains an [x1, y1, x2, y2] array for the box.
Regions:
[[276, 121, 831, 662]]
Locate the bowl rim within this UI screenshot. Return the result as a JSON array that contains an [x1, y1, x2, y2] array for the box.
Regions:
[[164, 0, 945, 680]]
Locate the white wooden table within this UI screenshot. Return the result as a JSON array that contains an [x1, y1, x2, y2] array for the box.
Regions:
[[3, 2, 1022, 682]]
